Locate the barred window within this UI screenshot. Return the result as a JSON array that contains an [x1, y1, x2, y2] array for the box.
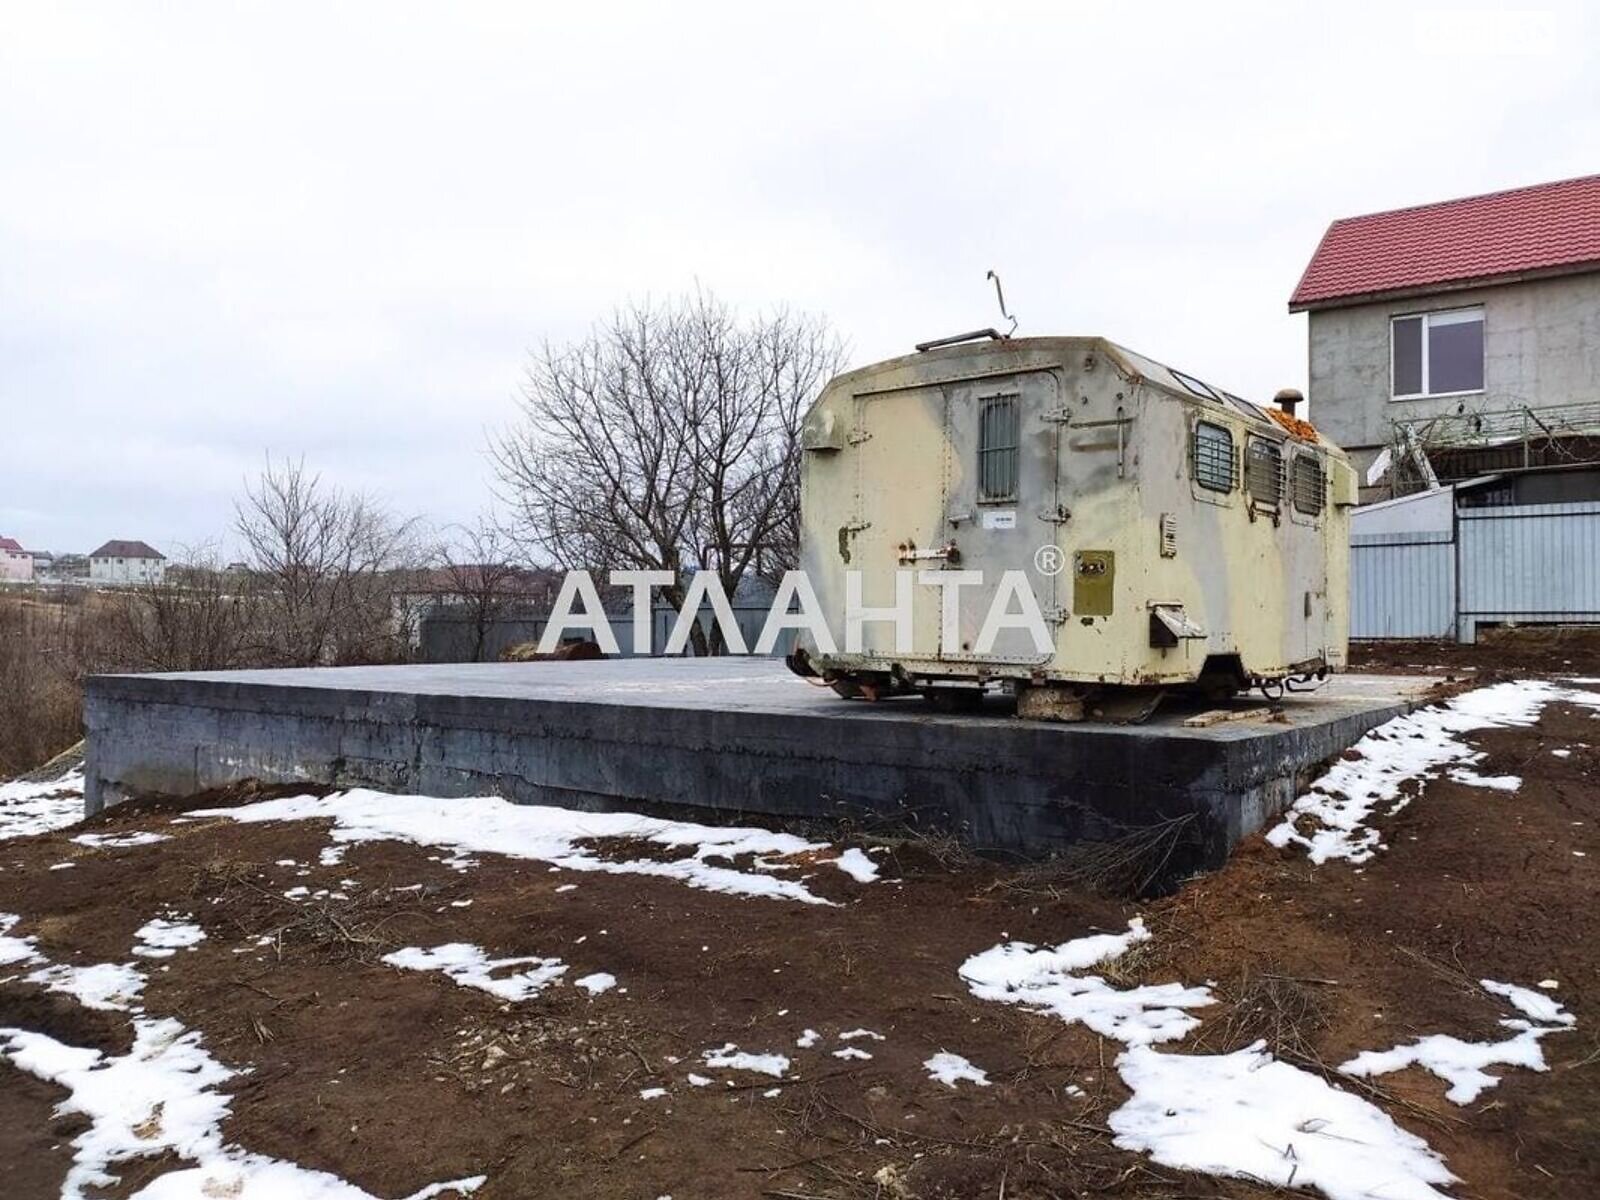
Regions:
[[1192, 421, 1235, 493], [1292, 454, 1325, 515], [1245, 437, 1284, 507], [978, 395, 1019, 502]]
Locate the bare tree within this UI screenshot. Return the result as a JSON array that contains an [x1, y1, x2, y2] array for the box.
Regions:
[[429, 519, 549, 662], [234, 456, 422, 666], [95, 544, 257, 673], [490, 289, 844, 654]]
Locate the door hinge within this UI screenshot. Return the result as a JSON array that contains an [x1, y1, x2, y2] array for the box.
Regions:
[[1040, 606, 1070, 626], [1036, 505, 1072, 524], [1041, 408, 1074, 424], [847, 428, 873, 445]]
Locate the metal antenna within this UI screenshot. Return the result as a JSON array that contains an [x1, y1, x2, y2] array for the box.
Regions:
[[986, 269, 1018, 338]]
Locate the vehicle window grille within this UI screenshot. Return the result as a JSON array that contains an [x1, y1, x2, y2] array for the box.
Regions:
[[978, 395, 1019, 502], [1192, 421, 1235, 493], [1245, 437, 1284, 507], [1293, 454, 1326, 515]]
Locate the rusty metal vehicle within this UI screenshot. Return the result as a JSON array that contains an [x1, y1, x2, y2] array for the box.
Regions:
[[785, 333, 1356, 720]]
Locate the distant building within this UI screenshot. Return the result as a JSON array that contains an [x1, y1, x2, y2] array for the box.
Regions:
[[0, 536, 34, 582], [1291, 174, 1600, 502], [45, 553, 90, 582], [88, 539, 167, 585]]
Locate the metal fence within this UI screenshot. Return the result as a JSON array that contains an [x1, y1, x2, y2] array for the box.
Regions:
[[1351, 501, 1600, 642]]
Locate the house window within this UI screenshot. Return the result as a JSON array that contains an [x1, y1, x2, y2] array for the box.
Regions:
[[1245, 437, 1283, 507], [977, 395, 1019, 502], [1192, 421, 1235, 492], [1392, 308, 1483, 398], [1292, 454, 1325, 515]]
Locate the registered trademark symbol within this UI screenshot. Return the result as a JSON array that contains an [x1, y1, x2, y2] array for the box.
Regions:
[[1033, 545, 1064, 577]]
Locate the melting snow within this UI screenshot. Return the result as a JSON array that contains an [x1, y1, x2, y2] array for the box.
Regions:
[[574, 972, 617, 995], [1, 912, 44, 967], [960, 919, 1213, 1046], [3, 914, 145, 1010], [1341, 980, 1577, 1103], [832, 1047, 872, 1060], [923, 1052, 990, 1088], [133, 917, 207, 959], [639, 1086, 667, 1100], [73, 830, 171, 849], [1446, 767, 1521, 791], [0, 768, 85, 841], [830, 848, 879, 882], [838, 1027, 884, 1041], [195, 789, 879, 905], [1268, 680, 1600, 864], [382, 943, 567, 1002], [1111, 1040, 1455, 1200], [702, 1044, 790, 1077], [795, 1029, 820, 1048], [0, 1018, 485, 1200], [27, 961, 147, 1012]]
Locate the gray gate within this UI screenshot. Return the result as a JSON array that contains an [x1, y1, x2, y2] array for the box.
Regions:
[[1351, 500, 1600, 642]]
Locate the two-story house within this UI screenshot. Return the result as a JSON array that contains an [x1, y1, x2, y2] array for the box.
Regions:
[[0, 536, 34, 582], [88, 539, 167, 585], [1290, 174, 1600, 502]]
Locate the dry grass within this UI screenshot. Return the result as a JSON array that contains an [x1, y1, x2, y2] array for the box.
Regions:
[[188, 857, 428, 965], [988, 813, 1201, 901], [0, 593, 89, 777]]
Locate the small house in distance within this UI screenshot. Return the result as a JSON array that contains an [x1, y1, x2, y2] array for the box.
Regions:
[[88, 539, 167, 586], [0, 536, 34, 582], [1291, 173, 1600, 502]]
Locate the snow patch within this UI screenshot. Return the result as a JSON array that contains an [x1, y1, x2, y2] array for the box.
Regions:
[[382, 943, 567, 1002], [574, 972, 616, 995], [0, 1017, 486, 1200], [26, 961, 146, 1011], [0, 912, 44, 967], [960, 919, 1212, 1046], [923, 1052, 989, 1088], [702, 1044, 790, 1077], [1340, 979, 1576, 1103], [73, 830, 171, 849], [1111, 1041, 1455, 1200], [0, 768, 85, 841], [1268, 680, 1600, 864], [830, 848, 879, 882], [1446, 766, 1521, 791], [196, 789, 880, 906], [795, 1029, 820, 1048], [133, 917, 206, 959]]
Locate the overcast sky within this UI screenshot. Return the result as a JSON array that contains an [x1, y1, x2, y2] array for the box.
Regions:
[[3, 2, 1596, 555]]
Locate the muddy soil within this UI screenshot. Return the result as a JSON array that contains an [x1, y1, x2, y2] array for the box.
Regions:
[[1, 680, 1597, 1198]]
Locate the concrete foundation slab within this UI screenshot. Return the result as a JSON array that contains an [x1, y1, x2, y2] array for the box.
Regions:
[[83, 661, 1437, 875]]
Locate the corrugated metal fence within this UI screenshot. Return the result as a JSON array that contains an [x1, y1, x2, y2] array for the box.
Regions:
[[1352, 501, 1600, 641]]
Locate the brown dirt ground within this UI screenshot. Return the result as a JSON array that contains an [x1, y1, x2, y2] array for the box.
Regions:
[[1, 673, 1598, 1198], [1351, 626, 1600, 677]]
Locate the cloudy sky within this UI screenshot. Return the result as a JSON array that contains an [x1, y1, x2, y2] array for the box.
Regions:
[[3, 2, 1596, 555]]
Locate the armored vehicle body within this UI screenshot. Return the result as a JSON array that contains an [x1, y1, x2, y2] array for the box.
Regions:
[[787, 335, 1355, 719]]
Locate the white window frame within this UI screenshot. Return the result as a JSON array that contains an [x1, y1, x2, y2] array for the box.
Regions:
[[1390, 306, 1484, 401]]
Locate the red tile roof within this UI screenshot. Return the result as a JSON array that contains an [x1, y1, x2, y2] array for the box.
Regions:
[[0, 537, 23, 553], [1290, 174, 1600, 311]]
